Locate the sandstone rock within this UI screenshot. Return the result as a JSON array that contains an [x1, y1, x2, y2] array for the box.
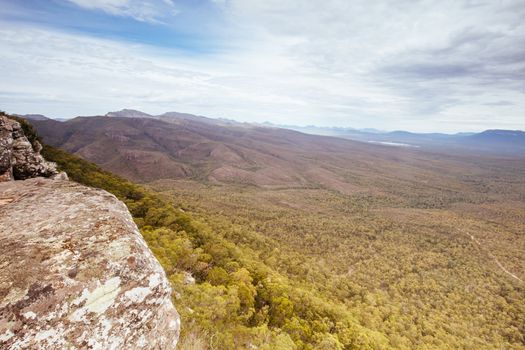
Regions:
[[0, 178, 180, 349], [0, 117, 14, 181], [0, 116, 57, 181]]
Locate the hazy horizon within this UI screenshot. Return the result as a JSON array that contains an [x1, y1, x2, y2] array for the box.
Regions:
[[1, 0, 524, 133], [9, 107, 525, 135]]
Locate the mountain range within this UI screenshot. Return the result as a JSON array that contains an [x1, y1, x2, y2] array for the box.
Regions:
[[271, 123, 525, 154], [26, 108, 525, 222], [30, 112, 410, 187], [24, 109, 525, 156]]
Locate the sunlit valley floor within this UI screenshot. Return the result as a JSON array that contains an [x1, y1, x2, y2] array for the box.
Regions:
[[148, 165, 525, 349]]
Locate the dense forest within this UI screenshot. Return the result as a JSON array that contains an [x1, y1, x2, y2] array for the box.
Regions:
[[10, 114, 525, 349], [151, 178, 525, 349]]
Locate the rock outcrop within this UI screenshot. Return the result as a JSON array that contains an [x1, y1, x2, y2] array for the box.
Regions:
[[0, 115, 57, 181], [0, 178, 180, 349]]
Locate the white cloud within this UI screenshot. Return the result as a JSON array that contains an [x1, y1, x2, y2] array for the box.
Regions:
[[215, 0, 525, 131], [1, 0, 525, 132], [66, 0, 178, 22]]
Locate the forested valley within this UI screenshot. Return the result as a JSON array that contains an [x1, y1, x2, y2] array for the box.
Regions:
[[21, 112, 523, 349]]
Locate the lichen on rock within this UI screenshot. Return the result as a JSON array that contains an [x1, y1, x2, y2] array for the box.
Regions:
[[0, 178, 180, 349]]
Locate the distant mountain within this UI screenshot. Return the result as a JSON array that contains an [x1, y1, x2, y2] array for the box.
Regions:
[[268, 123, 367, 137], [106, 109, 154, 119], [360, 128, 384, 133], [378, 130, 525, 154], [106, 108, 247, 127], [31, 114, 463, 192], [274, 123, 525, 154], [16, 113, 70, 122], [104, 110, 525, 153], [20, 114, 50, 121], [158, 111, 210, 122], [466, 129, 525, 143], [45, 109, 525, 159]]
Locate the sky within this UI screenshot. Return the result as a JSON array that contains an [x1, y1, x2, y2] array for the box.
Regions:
[[0, 0, 524, 132]]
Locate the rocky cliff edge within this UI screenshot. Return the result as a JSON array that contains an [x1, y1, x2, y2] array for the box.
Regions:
[[0, 115, 180, 349]]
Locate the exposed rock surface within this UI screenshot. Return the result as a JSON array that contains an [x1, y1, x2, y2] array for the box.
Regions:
[[0, 116, 57, 181], [0, 178, 180, 349]]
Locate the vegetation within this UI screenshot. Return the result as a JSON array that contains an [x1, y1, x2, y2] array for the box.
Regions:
[[149, 179, 525, 350]]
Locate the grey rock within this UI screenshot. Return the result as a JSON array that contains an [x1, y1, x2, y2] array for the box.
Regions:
[[0, 178, 180, 349], [0, 116, 57, 181], [51, 171, 69, 181]]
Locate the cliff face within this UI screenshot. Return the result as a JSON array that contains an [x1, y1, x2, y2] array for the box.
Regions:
[[0, 115, 180, 349]]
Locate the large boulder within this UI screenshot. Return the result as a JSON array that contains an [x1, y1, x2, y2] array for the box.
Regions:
[[0, 116, 57, 181], [0, 178, 180, 349]]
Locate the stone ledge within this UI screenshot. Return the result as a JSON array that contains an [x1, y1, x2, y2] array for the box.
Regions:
[[0, 178, 180, 349]]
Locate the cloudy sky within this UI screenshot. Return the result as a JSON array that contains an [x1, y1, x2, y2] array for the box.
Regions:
[[0, 0, 524, 132]]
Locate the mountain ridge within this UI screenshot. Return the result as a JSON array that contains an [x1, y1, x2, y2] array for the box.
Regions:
[[20, 108, 525, 154], [103, 109, 525, 154]]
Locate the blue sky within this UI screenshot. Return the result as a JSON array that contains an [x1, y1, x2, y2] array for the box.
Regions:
[[0, 0, 226, 51], [0, 0, 524, 132]]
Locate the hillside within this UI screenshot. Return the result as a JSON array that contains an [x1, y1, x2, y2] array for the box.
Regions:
[[31, 115, 420, 186], [31, 115, 525, 199], [39, 131, 393, 349]]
